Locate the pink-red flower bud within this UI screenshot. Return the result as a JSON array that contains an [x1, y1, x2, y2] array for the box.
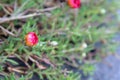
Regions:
[[25, 32, 38, 46], [67, 0, 81, 8]]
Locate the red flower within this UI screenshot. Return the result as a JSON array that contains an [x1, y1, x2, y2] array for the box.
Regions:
[[67, 0, 81, 8], [25, 32, 38, 46]]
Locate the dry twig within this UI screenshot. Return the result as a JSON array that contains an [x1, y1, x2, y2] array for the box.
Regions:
[[29, 56, 46, 70], [8, 67, 27, 74], [0, 6, 60, 24], [0, 13, 43, 24], [0, 25, 16, 36], [32, 55, 56, 68]]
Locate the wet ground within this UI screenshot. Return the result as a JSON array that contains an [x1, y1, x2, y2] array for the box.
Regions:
[[89, 8, 120, 80], [92, 53, 120, 80], [90, 40, 120, 80]]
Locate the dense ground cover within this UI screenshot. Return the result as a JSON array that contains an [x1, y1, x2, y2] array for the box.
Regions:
[[0, 0, 119, 80]]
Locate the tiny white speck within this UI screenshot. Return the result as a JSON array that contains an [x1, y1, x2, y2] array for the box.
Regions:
[[82, 42, 87, 49], [82, 53, 86, 57], [50, 41, 58, 46], [100, 8, 106, 14]]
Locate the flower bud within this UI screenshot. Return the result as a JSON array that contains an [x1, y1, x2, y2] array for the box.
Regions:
[[25, 32, 38, 46]]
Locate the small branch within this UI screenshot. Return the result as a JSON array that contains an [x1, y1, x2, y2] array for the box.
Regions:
[[0, 12, 42, 24], [32, 55, 56, 68], [0, 25, 16, 36], [29, 56, 46, 70], [0, 6, 60, 24], [8, 67, 27, 74], [62, 47, 81, 53]]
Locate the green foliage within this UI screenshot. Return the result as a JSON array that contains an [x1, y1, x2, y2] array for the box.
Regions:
[[0, 0, 119, 80]]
